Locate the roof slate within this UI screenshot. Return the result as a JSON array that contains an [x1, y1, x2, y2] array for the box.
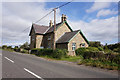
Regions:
[[46, 22, 62, 34], [56, 30, 80, 43], [32, 24, 49, 35]]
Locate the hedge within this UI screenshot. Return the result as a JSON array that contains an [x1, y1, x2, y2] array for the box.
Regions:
[[76, 47, 120, 64], [75, 47, 99, 56], [31, 48, 68, 59]]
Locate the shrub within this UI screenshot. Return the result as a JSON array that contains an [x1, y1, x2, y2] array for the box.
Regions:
[[14, 48, 20, 52], [30, 48, 39, 55], [75, 47, 87, 56], [2, 45, 7, 49], [21, 49, 28, 53], [83, 51, 105, 59], [7, 46, 12, 49], [75, 47, 99, 56], [31, 48, 68, 59], [98, 47, 104, 51]]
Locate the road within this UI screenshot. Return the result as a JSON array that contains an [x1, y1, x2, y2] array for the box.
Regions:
[[2, 50, 119, 80]]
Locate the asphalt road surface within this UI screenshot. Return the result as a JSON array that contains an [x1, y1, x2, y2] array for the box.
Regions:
[[2, 50, 119, 80]]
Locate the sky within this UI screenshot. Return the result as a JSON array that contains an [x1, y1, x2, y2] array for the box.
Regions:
[[1, 0, 119, 46]]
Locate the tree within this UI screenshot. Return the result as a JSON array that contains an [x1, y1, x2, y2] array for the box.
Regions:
[[20, 42, 29, 49], [104, 43, 108, 50], [89, 41, 102, 47], [7, 46, 12, 49], [14, 46, 18, 49], [20, 42, 30, 53], [2, 45, 7, 49]]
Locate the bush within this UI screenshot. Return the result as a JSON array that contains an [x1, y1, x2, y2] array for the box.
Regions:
[[21, 49, 28, 53], [2, 45, 7, 49], [83, 51, 104, 59], [14, 48, 20, 52], [98, 47, 104, 51], [7, 46, 12, 49], [75, 47, 99, 56], [31, 48, 68, 59]]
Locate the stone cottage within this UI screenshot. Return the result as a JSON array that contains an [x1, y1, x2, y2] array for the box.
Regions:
[[29, 14, 89, 56]]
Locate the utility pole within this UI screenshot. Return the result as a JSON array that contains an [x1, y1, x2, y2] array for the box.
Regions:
[[53, 8, 56, 50]]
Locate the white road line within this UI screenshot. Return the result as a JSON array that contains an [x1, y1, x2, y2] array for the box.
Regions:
[[4, 57, 14, 63], [24, 68, 44, 80]]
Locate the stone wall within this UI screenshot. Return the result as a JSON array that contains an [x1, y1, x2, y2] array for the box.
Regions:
[[43, 33, 54, 48], [55, 23, 71, 41], [36, 35, 44, 48], [30, 28, 36, 49], [68, 32, 88, 51]]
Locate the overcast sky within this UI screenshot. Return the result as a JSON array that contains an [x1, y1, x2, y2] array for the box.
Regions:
[[1, 0, 119, 46]]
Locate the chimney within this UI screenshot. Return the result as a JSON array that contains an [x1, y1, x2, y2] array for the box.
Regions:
[[61, 14, 67, 22], [49, 20, 53, 27]]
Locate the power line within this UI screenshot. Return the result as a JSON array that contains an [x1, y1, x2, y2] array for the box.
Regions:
[[34, 10, 53, 23], [34, 0, 74, 24], [11, 0, 74, 38], [56, 0, 74, 9]]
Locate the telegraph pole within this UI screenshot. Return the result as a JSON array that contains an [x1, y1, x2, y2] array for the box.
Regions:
[[53, 8, 56, 50]]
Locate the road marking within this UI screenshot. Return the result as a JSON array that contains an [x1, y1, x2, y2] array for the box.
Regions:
[[24, 68, 44, 80], [4, 57, 14, 63]]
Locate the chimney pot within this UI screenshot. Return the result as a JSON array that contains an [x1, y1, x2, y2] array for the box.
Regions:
[[61, 14, 67, 22], [49, 20, 53, 27]]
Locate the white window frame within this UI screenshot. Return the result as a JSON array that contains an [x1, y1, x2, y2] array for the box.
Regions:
[[72, 43, 76, 51]]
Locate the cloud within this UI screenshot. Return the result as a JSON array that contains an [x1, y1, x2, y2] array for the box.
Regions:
[[2, 2, 118, 46], [86, 2, 111, 13], [2, 2, 61, 45], [68, 16, 118, 44], [2, 42, 23, 46], [96, 9, 118, 17]]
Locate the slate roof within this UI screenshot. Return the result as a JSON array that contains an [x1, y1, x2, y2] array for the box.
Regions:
[[29, 24, 49, 35], [56, 30, 80, 43], [46, 22, 62, 34], [30, 21, 73, 35]]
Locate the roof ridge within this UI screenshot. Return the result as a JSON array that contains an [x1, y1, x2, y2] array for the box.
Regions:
[[33, 23, 49, 27]]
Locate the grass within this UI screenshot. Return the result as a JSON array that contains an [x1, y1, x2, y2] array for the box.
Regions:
[[2, 49, 14, 52], [33, 53, 119, 70], [77, 59, 119, 70], [61, 56, 83, 62]]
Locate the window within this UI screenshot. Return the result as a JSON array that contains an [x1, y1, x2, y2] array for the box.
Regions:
[[72, 43, 76, 51], [80, 43, 85, 47]]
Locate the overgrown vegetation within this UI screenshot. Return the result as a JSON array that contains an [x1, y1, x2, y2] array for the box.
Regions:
[[75, 43, 120, 70], [31, 48, 68, 59], [2, 42, 30, 53]]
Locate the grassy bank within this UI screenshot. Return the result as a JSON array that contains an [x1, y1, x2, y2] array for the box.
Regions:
[[30, 47, 119, 70]]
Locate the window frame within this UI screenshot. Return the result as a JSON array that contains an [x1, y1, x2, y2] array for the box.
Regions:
[[72, 43, 76, 51]]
